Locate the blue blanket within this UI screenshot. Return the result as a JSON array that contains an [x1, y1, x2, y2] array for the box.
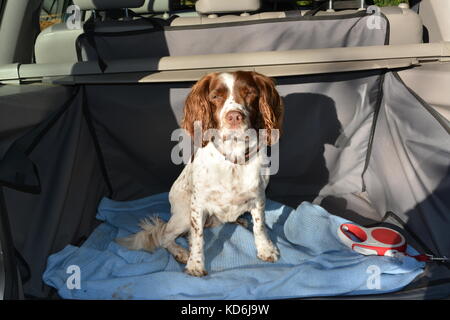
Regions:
[[43, 193, 424, 299]]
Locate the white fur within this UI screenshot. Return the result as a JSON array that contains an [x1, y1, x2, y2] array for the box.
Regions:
[[219, 73, 251, 129]]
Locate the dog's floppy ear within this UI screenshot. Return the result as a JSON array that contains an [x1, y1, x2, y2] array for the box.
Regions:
[[252, 72, 284, 145], [182, 73, 217, 144]]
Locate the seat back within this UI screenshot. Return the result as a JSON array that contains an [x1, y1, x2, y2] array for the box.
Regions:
[[73, 0, 145, 10], [75, 11, 388, 67], [34, 3, 423, 65], [195, 0, 261, 15], [34, 0, 169, 64]]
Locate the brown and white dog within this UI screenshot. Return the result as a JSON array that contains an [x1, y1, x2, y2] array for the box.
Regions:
[[118, 71, 284, 276]]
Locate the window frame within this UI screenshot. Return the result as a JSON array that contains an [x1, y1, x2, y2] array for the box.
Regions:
[[0, 0, 4, 28], [39, 0, 73, 32]]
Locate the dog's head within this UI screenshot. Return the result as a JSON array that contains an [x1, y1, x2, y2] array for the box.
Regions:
[[182, 71, 284, 146]]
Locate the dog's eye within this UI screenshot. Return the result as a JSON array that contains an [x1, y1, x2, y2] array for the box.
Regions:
[[246, 92, 257, 100], [244, 88, 257, 98]]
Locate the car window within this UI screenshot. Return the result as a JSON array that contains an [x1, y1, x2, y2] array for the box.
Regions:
[[0, 0, 3, 27], [172, 0, 196, 11], [39, 0, 73, 31]]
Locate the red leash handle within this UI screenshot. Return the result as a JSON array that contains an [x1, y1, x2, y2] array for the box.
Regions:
[[410, 254, 449, 262], [338, 224, 448, 263]]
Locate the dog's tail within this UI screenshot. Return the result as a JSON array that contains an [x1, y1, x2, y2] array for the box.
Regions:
[[116, 216, 166, 252]]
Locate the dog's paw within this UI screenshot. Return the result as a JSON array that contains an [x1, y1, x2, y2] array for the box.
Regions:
[[173, 248, 189, 265], [235, 217, 249, 228], [185, 263, 208, 277], [257, 243, 279, 263], [185, 258, 207, 277]]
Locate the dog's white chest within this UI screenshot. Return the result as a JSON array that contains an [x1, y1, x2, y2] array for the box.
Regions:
[[190, 143, 268, 222]]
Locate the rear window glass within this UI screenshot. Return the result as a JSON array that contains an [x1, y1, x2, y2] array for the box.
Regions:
[[40, 0, 73, 31], [172, 0, 196, 11]]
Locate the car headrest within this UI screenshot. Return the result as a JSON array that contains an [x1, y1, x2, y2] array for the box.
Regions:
[[133, 0, 170, 14], [195, 0, 261, 14], [73, 0, 145, 10]]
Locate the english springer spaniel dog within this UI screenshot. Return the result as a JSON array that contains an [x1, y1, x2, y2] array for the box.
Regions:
[[118, 71, 284, 277]]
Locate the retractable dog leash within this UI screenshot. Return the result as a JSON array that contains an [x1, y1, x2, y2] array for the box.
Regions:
[[337, 223, 448, 263]]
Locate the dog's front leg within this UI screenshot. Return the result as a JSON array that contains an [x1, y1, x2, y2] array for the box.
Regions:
[[185, 202, 208, 277], [251, 200, 279, 262]]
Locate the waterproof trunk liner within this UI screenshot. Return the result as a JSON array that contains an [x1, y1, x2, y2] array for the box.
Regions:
[[0, 12, 449, 299], [0, 70, 448, 299], [76, 11, 388, 64]]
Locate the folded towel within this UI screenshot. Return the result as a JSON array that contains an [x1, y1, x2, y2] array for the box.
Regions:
[[43, 192, 424, 299]]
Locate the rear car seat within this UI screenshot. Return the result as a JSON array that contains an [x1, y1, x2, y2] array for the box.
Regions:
[[34, 0, 423, 65], [35, 0, 170, 64], [171, 0, 422, 46], [170, 0, 286, 26]]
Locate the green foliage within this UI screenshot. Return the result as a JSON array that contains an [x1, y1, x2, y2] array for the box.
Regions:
[[182, 0, 196, 6], [373, 0, 409, 6], [295, 0, 410, 6], [185, 0, 411, 8]]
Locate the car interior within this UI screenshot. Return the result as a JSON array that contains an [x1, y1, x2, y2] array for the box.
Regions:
[[0, 0, 449, 300]]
